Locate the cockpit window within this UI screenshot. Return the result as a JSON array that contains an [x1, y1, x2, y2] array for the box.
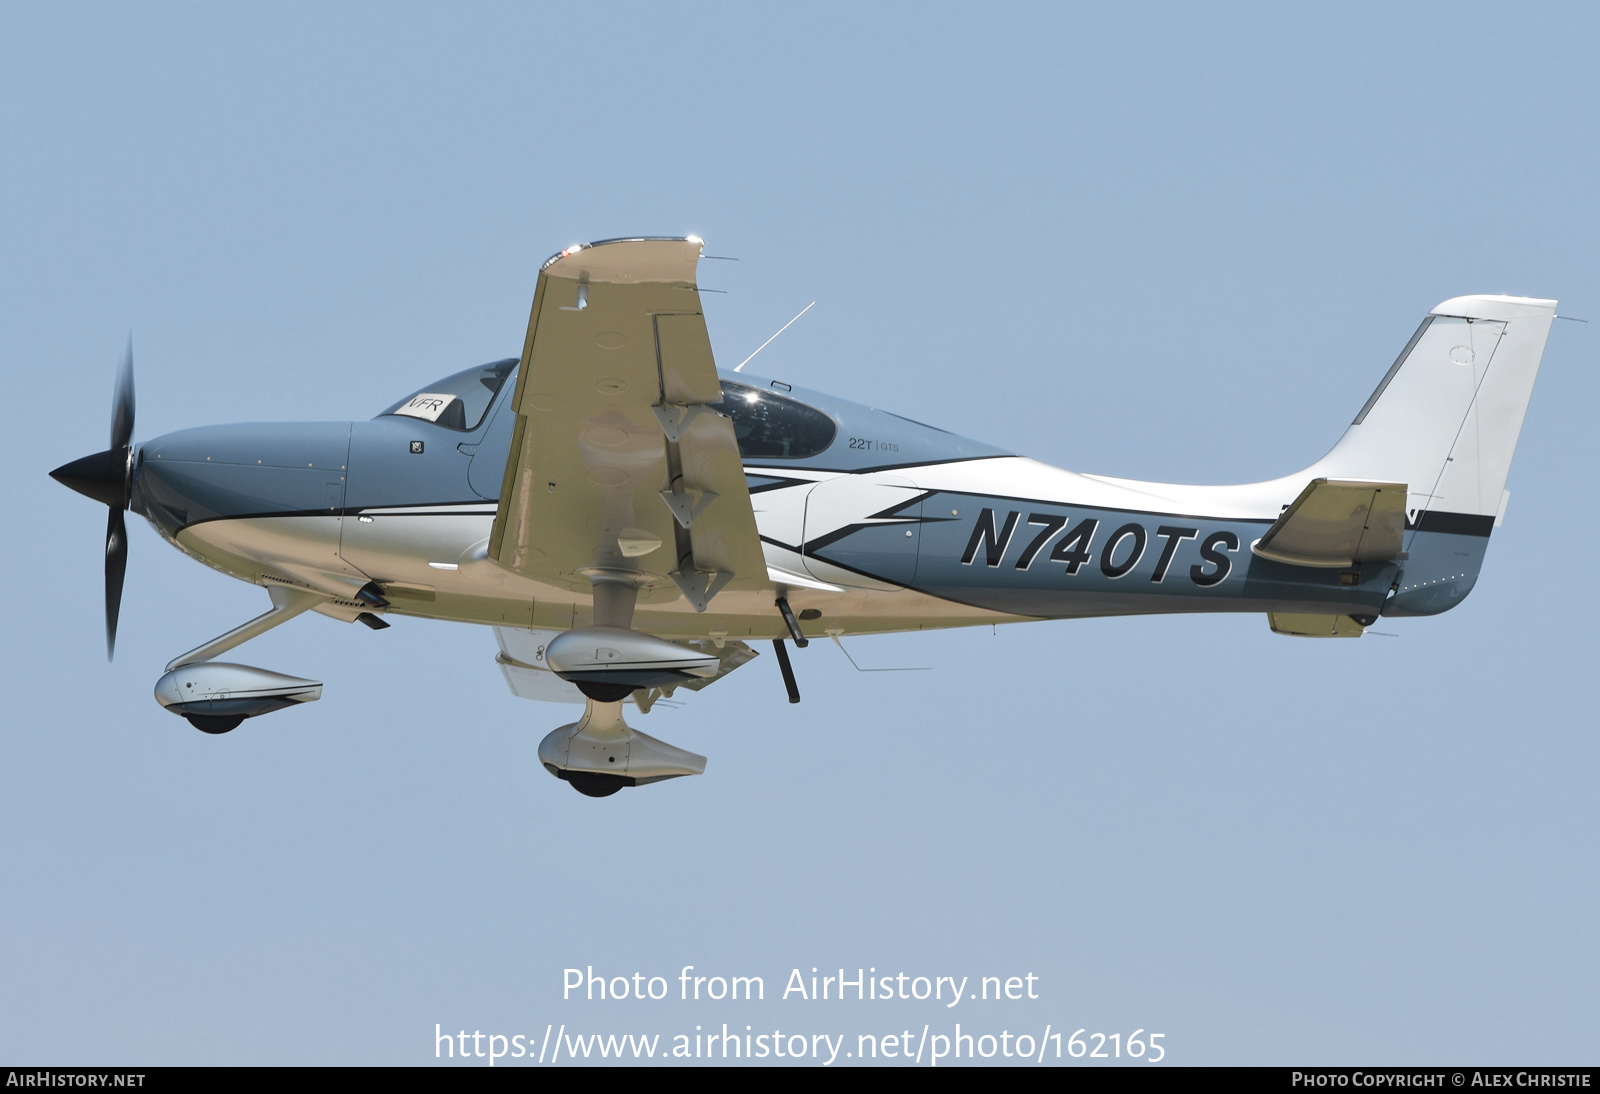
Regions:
[[379, 358, 518, 432], [708, 381, 836, 459]]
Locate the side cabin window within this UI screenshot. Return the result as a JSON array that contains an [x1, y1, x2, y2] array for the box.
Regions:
[[710, 381, 836, 459], [378, 358, 518, 432]]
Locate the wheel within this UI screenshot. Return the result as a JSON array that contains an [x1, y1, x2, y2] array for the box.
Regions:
[[562, 771, 630, 798], [575, 680, 635, 703], [185, 713, 244, 734]]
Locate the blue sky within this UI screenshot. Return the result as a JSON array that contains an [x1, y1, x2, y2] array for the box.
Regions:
[[2, 2, 1596, 1065]]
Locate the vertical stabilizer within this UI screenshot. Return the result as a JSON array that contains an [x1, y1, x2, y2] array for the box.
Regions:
[[1309, 295, 1556, 525], [1296, 295, 1556, 617]]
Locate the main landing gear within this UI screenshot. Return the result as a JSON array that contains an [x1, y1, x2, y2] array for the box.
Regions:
[[535, 574, 710, 796], [536, 588, 816, 798]]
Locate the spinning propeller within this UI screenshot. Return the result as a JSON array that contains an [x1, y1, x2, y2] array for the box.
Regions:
[[50, 342, 137, 660]]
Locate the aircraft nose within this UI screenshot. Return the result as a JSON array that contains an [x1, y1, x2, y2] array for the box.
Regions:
[[134, 422, 352, 535]]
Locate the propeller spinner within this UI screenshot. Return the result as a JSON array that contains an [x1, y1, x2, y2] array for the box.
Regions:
[[50, 342, 136, 660]]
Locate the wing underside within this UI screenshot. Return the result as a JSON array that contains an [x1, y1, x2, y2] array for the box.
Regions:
[[487, 238, 768, 613]]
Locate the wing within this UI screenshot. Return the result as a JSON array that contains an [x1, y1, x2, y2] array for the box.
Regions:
[[486, 237, 767, 611], [1251, 478, 1406, 568]]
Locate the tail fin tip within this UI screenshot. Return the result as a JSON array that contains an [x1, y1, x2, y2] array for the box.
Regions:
[[1431, 294, 1556, 321]]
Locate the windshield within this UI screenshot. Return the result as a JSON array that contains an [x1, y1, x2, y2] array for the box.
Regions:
[[708, 380, 836, 459], [379, 359, 518, 432]]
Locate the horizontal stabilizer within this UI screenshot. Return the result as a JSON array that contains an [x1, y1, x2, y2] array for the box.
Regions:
[[1252, 478, 1406, 568], [1267, 613, 1365, 638]]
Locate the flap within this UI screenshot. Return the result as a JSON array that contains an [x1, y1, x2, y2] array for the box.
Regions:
[[1252, 478, 1406, 568], [486, 238, 767, 609]]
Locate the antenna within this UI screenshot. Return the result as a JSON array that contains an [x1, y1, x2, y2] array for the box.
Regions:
[[829, 634, 929, 672], [733, 301, 815, 373]]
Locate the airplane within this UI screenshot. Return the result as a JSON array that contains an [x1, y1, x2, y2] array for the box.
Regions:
[[51, 236, 1558, 797]]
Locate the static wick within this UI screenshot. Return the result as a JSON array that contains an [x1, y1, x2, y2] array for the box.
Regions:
[[733, 301, 815, 373]]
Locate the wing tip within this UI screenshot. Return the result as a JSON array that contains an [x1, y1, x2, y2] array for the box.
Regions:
[[540, 236, 705, 280]]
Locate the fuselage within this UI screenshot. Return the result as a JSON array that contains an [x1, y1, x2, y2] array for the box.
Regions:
[[129, 365, 1487, 642]]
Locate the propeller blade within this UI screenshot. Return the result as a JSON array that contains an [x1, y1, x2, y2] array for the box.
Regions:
[[111, 339, 134, 453], [105, 507, 127, 661], [53, 344, 140, 660]]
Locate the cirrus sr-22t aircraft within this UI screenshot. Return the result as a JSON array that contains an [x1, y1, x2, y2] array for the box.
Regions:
[[52, 237, 1557, 796]]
